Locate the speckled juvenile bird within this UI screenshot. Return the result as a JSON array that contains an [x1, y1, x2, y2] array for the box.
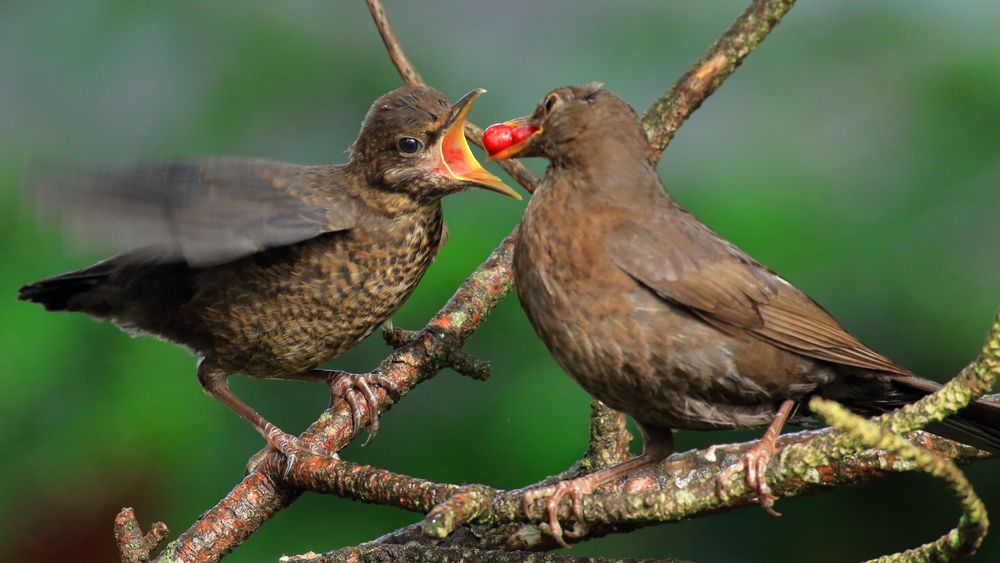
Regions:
[[488, 83, 1000, 545], [19, 86, 518, 461]]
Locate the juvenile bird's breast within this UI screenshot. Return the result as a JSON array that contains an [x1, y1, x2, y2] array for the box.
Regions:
[[191, 208, 445, 375]]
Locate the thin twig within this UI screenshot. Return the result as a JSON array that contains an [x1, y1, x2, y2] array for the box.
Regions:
[[364, 0, 424, 87], [365, 0, 539, 193], [643, 0, 797, 157]]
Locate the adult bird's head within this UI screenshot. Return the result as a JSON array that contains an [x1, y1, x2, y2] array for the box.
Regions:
[[351, 86, 519, 202], [484, 83, 651, 166]]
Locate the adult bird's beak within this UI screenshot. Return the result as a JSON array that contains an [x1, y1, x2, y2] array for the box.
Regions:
[[438, 89, 521, 200], [485, 116, 541, 161]]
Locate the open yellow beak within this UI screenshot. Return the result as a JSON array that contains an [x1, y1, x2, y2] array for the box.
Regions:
[[439, 89, 521, 200]]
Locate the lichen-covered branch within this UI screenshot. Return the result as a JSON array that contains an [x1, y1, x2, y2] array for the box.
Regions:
[[767, 311, 1000, 500], [377, 311, 999, 553], [530, 400, 632, 492], [284, 457, 456, 513], [811, 398, 988, 561], [287, 542, 682, 563], [431, 428, 993, 546], [297, 423, 993, 557], [643, 0, 797, 157], [269, 383, 999, 554], [582, 400, 632, 470], [115, 508, 169, 563]]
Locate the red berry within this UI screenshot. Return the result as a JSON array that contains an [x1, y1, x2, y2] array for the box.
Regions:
[[482, 123, 514, 155], [511, 125, 537, 144]]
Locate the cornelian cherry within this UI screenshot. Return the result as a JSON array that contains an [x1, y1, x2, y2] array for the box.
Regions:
[[511, 125, 536, 144], [482, 124, 514, 155]]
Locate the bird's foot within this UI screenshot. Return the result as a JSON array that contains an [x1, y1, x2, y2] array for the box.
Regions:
[[522, 478, 596, 548], [246, 427, 339, 478], [716, 400, 792, 516], [327, 371, 401, 446], [267, 426, 339, 471], [523, 451, 664, 547], [717, 440, 780, 516]]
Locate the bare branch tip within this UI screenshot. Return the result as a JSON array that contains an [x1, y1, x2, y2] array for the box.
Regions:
[[446, 348, 492, 381]]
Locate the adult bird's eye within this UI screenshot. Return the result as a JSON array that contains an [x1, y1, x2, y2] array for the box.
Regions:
[[544, 94, 560, 114], [397, 137, 422, 154]]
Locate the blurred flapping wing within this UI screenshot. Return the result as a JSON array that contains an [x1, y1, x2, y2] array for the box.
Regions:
[[29, 157, 357, 266]]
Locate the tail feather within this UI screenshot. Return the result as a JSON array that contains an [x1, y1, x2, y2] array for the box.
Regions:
[[892, 376, 1000, 454], [18, 265, 112, 312]]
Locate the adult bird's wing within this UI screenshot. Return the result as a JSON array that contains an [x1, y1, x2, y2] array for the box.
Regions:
[[28, 157, 358, 266], [606, 205, 907, 375]]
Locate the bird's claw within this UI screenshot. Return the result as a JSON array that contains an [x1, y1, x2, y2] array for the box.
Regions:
[[246, 428, 339, 478], [523, 479, 594, 548], [716, 442, 780, 516], [329, 372, 400, 446]]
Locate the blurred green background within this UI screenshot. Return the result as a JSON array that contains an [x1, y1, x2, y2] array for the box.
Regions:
[[2, 1, 999, 561]]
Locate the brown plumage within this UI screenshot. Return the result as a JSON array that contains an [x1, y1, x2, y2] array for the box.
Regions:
[[19, 86, 518, 461], [491, 84, 1000, 544]]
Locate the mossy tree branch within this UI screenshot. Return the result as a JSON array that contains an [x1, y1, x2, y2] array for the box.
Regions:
[[811, 398, 988, 561], [283, 418, 994, 558]]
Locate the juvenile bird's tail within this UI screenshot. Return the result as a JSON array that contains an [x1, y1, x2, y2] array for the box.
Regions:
[[18, 263, 113, 312]]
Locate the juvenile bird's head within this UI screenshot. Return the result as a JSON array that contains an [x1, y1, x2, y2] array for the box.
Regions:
[[351, 86, 519, 203], [484, 83, 651, 166]]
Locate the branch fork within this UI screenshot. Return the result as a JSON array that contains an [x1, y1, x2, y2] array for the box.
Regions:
[[114, 508, 169, 563]]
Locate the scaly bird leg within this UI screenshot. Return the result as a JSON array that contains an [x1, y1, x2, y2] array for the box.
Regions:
[[197, 363, 335, 475], [718, 399, 795, 516]]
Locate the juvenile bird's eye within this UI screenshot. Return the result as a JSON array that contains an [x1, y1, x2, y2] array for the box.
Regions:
[[397, 137, 422, 154]]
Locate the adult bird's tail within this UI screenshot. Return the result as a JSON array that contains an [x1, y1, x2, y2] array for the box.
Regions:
[[891, 376, 1000, 453]]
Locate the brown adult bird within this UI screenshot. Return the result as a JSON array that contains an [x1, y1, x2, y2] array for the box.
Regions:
[[19, 86, 518, 462], [489, 83, 1000, 545]]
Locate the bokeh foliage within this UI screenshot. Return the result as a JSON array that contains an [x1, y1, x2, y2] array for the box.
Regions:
[[1, 1, 998, 561]]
